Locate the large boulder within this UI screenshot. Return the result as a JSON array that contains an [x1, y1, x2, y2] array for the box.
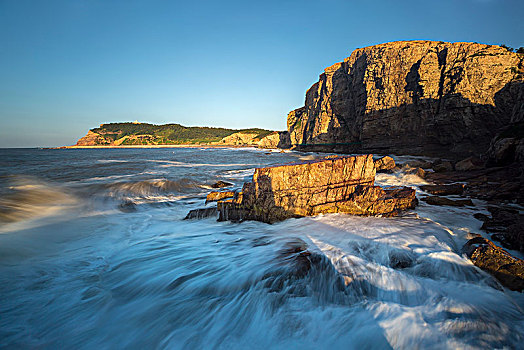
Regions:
[[463, 236, 524, 291], [216, 154, 417, 223]]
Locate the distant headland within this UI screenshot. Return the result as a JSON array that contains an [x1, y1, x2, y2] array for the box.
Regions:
[[70, 122, 290, 149]]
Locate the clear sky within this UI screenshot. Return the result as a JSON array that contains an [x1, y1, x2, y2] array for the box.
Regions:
[[0, 0, 522, 147]]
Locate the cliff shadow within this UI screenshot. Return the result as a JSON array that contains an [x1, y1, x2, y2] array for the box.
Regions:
[[293, 68, 524, 159]]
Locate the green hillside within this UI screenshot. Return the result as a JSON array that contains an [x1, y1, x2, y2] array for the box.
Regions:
[[86, 123, 274, 145]]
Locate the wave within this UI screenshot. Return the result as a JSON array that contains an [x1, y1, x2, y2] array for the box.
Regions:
[[0, 176, 79, 226], [102, 178, 200, 197]]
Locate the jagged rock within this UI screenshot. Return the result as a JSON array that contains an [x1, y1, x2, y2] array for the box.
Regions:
[[184, 207, 218, 220], [486, 118, 524, 168], [211, 181, 233, 188], [422, 196, 474, 207], [455, 156, 484, 171], [433, 161, 454, 173], [287, 41, 524, 158], [425, 166, 523, 204], [375, 156, 396, 172], [206, 190, 236, 203], [216, 154, 417, 224], [420, 183, 465, 195], [463, 237, 524, 291], [477, 207, 524, 252], [406, 160, 433, 169]]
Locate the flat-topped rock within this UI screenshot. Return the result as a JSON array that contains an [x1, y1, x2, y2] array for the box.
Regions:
[[216, 154, 417, 223], [206, 190, 236, 203]]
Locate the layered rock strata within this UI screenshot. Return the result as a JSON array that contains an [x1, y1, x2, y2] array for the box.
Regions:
[[216, 154, 417, 224], [287, 41, 524, 157]]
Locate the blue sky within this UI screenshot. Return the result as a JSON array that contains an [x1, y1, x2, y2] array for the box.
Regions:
[[0, 0, 522, 147]]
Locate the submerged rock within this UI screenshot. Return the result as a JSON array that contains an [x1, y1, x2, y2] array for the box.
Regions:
[[119, 200, 137, 212], [211, 180, 233, 189], [463, 237, 524, 291], [217, 154, 417, 224]]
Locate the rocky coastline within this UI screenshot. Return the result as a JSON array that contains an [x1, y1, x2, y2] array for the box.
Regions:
[[75, 40, 524, 291]]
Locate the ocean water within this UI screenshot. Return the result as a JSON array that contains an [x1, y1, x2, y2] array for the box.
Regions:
[[0, 147, 523, 349]]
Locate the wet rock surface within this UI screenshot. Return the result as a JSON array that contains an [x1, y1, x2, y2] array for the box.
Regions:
[[463, 236, 524, 291], [420, 183, 465, 195], [211, 180, 233, 189], [216, 154, 417, 223], [475, 207, 524, 253], [184, 207, 218, 220], [425, 165, 523, 204], [422, 196, 474, 207]]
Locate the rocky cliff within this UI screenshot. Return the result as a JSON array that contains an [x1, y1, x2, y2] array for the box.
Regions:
[[287, 41, 524, 157]]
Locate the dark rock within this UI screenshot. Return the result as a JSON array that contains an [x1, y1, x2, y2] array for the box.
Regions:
[[184, 207, 218, 220], [463, 237, 524, 291], [375, 156, 396, 172], [425, 166, 523, 204], [433, 161, 454, 173], [476, 207, 524, 252], [389, 250, 415, 269], [473, 213, 490, 221], [211, 181, 233, 189], [119, 200, 137, 213], [420, 183, 465, 195], [406, 160, 433, 169], [217, 155, 417, 224], [422, 196, 474, 207], [277, 239, 323, 279], [455, 156, 484, 171]]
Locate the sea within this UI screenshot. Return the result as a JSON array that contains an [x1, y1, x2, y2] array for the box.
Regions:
[[0, 147, 523, 349]]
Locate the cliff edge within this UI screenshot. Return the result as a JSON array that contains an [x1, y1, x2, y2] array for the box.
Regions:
[[287, 40, 524, 158]]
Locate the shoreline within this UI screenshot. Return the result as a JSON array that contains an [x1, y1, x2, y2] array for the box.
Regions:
[[55, 144, 271, 149]]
